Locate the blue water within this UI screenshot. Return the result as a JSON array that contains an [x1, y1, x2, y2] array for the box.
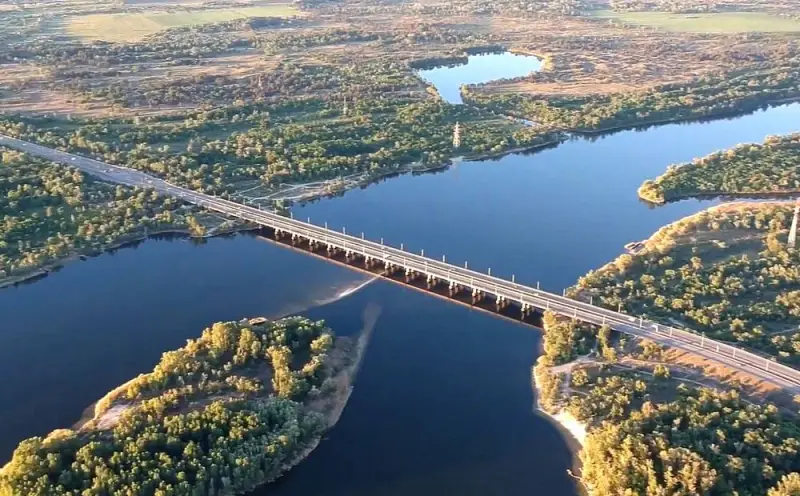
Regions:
[[0, 99, 798, 493], [417, 52, 542, 104]]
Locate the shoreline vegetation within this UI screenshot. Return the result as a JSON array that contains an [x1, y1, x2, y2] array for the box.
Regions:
[[567, 96, 800, 136], [533, 201, 800, 494], [2, 90, 795, 292], [570, 201, 800, 364], [532, 365, 588, 448], [5, 2, 800, 494], [639, 132, 800, 204], [532, 305, 800, 495], [0, 134, 564, 291], [0, 224, 244, 290], [0, 146, 250, 289], [0, 316, 373, 495], [463, 61, 800, 134]]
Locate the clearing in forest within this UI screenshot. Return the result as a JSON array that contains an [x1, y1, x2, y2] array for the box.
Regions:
[[65, 5, 299, 42], [591, 10, 800, 33]]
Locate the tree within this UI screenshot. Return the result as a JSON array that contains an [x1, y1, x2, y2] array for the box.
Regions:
[[653, 364, 670, 380]]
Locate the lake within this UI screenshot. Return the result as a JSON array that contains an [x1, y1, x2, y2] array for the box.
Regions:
[[1, 79, 799, 494], [416, 52, 543, 104]]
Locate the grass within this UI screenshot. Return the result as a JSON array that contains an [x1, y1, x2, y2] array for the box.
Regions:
[[65, 5, 299, 42], [591, 9, 800, 33]]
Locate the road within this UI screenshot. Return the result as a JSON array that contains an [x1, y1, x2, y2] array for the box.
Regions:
[[3, 134, 800, 393]]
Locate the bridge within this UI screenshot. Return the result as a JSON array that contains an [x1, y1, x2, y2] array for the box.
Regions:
[[3, 134, 800, 393]]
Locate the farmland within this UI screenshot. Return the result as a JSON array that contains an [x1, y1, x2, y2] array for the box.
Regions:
[[64, 4, 300, 42], [591, 9, 800, 33]]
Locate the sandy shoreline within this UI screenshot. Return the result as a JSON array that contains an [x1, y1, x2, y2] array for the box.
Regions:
[[280, 305, 379, 476], [531, 364, 590, 495], [536, 407, 587, 448]]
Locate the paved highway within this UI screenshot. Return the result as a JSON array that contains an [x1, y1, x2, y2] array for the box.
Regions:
[[4, 134, 800, 393]]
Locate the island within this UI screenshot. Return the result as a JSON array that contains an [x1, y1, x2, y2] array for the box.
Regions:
[[638, 133, 800, 204], [0, 316, 365, 495]]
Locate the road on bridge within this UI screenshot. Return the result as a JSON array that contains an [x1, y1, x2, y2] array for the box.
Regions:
[[3, 134, 800, 393]]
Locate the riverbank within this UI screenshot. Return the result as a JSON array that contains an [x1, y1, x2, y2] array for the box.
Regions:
[[253, 133, 566, 208], [638, 131, 800, 204], [531, 360, 588, 449], [570, 200, 800, 365], [570, 97, 800, 137], [0, 131, 564, 292], [281, 305, 378, 474], [0, 222, 247, 290], [641, 188, 800, 205]]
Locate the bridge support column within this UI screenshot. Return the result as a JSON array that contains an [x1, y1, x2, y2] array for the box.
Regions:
[[290, 233, 298, 245], [405, 268, 416, 282], [427, 275, 436, 289], [472, 289, 483, 304], [448, 282, 460, 296], [326, 245, 336, 256]]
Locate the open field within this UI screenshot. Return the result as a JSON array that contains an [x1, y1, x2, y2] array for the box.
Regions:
[[65, 5, 300, 42], [591, 9, 800, 33]]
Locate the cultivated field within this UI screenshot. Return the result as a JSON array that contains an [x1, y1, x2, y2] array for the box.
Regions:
[[592, 9, 800, 33], [65, 5, 300, 42]]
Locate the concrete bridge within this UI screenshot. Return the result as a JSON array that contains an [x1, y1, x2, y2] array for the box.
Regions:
[[3, 134, 800, 393]]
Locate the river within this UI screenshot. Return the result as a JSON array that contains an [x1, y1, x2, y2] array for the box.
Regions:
[[1, 54, 799, 495]]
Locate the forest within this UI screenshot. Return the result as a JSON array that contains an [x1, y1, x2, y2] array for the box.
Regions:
[[535, 311, 800, 495], [0, 96, 563, 194], [570, 203, 800, 363], [0, 317, 348, 495], [581, 384, 800, 495], [639, 132, 800, 203], [0, 147, 215, 286]]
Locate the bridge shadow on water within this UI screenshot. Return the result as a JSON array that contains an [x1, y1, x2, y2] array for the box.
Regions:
[[256, 226, 548, 332]]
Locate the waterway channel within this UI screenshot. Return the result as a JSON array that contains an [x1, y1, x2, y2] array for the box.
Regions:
[[417, 52, 543, 104], [1, 57, 799, 495]]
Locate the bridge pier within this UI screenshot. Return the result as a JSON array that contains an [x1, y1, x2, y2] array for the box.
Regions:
[[472, 289, 483, 304], [426, 275, 437, 289], [290, 233, 298, 245], [448, 281, 460, 296]]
